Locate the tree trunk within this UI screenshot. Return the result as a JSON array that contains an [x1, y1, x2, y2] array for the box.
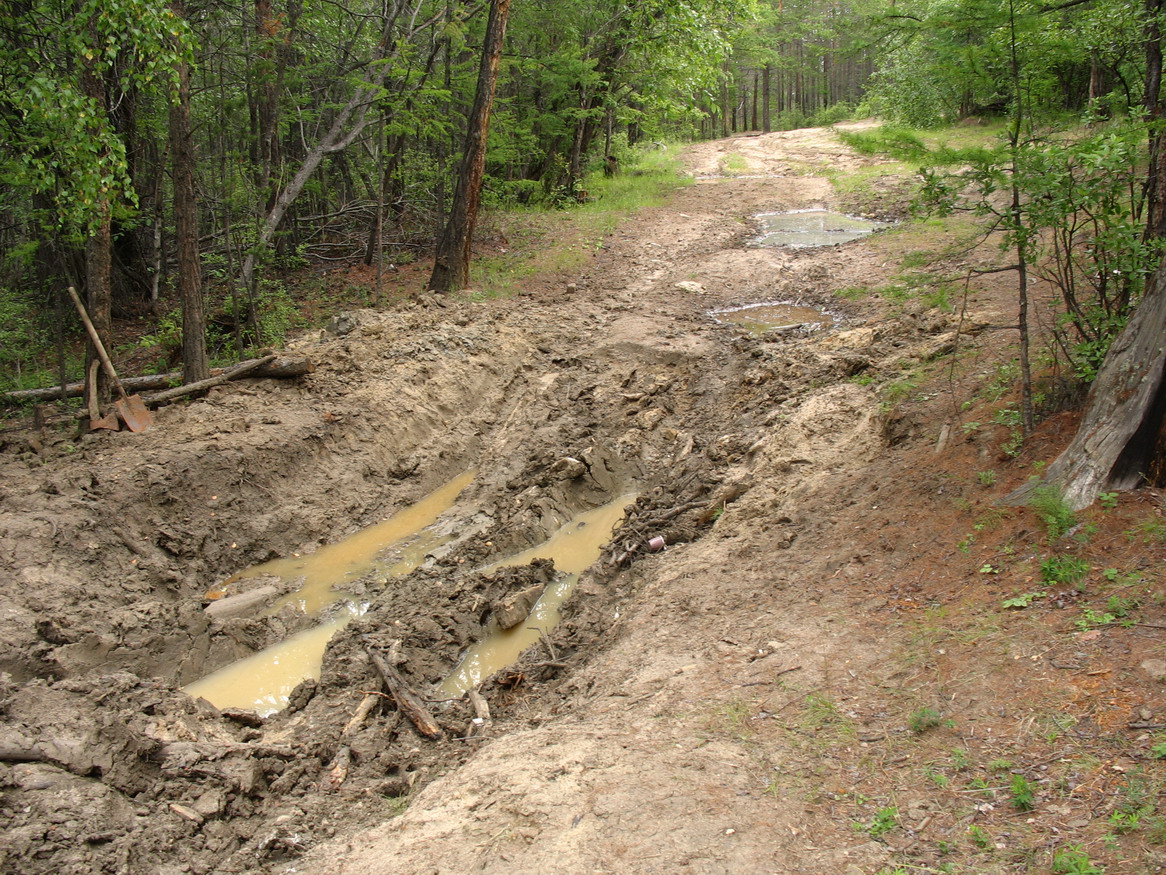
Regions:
[[1146, 0, 1166, 239], [763, 64, 771, 132], [170, 3, 210, 384], [428, 0, 511, 292], [85, 204, 114, 407], [1008, 257, 1166, 509], [81, 47, 114, 407]]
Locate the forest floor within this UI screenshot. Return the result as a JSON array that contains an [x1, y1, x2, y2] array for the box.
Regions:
[[2, 124, 1166, 875]]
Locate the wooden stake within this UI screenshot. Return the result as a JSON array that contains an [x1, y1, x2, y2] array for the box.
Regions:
[[366, 648, 444, 740]]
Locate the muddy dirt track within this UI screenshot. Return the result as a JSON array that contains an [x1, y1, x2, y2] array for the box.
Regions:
[[3, 125, 1165, 875]]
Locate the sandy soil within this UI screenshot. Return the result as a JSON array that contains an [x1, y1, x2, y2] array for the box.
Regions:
[[2, 125, 1164, 875]]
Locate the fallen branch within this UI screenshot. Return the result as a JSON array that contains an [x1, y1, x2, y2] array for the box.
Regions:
[[342, 693, 382, 738], [3, 356, 315, 404], [366, 647, 444, 740], [145, 355, 276, 408]]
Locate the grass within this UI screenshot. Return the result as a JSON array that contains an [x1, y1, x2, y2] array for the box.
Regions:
[[719, 152, 750, 175], [909, 706, 945, 734], [467, 142, 689, 297]]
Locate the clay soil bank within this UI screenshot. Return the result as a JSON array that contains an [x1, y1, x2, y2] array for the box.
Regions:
[[2, 125, 1165, 875]]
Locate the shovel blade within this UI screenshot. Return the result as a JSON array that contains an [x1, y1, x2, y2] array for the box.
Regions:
[[88, 413, 120, 432], [116, 394, 154, 433]]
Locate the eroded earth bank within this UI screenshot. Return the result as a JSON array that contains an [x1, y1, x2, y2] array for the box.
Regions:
[[3, 126, 1165, 875]]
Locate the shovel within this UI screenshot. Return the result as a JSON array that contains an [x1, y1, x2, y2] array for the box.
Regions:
[[85, 359, 120, 431], [66, 286, 154, 433]]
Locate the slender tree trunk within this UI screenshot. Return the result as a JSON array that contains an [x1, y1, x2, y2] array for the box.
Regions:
[[1145, 0, 1166, 238], [85, 204, 114, 405], [81, 48, 113, 406], [254, 0, 282, 213], [763, 64, 771, 132], [429, 0, 511, 292], [752, 71, 759, 131], [170, 2, 209, 383]]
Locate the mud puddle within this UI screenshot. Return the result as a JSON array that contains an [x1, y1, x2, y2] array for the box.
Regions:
[[186, 479, 633, 714], [206, 470, 476, 614], [438, 492, 635, 698], [749, 208, 887, 248], [185, 471, 476, 714], [711, 301, 832, 334]]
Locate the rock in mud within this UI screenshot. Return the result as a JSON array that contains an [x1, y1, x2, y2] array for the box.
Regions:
[[492, 584, 546, 630], [204, 585, 279, 621]]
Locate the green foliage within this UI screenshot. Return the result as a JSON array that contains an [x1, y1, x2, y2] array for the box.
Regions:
[[967, 824, 992, 849], [0, 286, 57, 391], [1075, 607, 1116, 630], [838, 126, 929, 161], [0, 0, 191, 239], [917, 118, 1161, 386], [1029, 484, 1077, 540], [1009, 773, 1036, 811], [854, 806, 899, 837], [1052, 845, 1105, 874], [909, 706, 944, 733], [1002, 591, 1046, 609], [1040, 555, 1090, 587]]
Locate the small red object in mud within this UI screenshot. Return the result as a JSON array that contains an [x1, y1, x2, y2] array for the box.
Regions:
[[648, 536, 666, 552]]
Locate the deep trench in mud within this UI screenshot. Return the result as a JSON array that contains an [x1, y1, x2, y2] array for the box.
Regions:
[[0, 291, 777, 874]]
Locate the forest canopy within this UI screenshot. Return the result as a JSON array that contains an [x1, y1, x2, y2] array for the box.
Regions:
[[0, 0, 1162, 433]]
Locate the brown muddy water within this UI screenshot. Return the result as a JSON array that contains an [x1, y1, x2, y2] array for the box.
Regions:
[[185, 471, 476, 714], [711, 302, 831, 333], [185, 478, 633, 714], [749, 209, 887, 248], [204, 469, 477, 614], [437, 493, 635, 699]]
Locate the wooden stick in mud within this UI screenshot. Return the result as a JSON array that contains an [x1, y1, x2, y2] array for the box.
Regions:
[[366, 648, 444, 741], [342, 693, 381, 738], [144, 355, 276, 408]]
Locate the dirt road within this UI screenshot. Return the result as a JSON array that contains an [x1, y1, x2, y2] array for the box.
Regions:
[[3, 126, 1163, 875]]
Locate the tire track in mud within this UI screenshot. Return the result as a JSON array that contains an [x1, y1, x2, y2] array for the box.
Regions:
[[0, 127, 956, 875]]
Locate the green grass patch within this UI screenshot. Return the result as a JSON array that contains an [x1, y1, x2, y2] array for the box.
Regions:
[[468, 142, 690, 297]]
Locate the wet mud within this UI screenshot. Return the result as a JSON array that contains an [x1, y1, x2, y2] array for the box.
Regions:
[[0, 125, 972, 875]]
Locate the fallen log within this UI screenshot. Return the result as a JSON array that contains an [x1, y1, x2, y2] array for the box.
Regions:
[[145, 355, 276, 408], [3, 355, 315, 404], [366, 647, 444, 741]]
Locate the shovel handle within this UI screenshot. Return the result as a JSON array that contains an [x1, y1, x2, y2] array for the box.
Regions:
[[66, 286, 128, 400]]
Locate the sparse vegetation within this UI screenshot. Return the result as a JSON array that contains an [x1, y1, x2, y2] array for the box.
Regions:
[[1029, 484, 1078, 541]]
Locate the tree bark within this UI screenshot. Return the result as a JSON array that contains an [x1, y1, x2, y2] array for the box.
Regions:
[[428, 0, 511, 292], [763, 64, 772, 132], [1008, 257, 1166, 509], [169, 3, 210, 384]]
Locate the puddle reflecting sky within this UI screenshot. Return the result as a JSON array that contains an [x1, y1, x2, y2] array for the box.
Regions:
[[749, 209, 887, 249]]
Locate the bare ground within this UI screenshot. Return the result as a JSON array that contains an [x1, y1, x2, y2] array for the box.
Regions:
[[2, 124, 1165, 875]]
